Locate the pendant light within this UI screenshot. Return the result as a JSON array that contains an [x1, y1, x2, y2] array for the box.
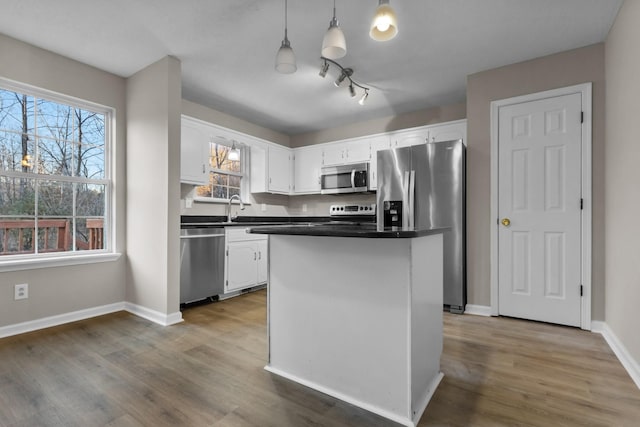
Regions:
[[370, 0, 398, 41], [228, 141, 240, 161], [275, 0, 297, 73], [321, 0, 346, 59]]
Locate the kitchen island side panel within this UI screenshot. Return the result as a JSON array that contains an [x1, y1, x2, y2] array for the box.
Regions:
[[266, 233, 444, 426]]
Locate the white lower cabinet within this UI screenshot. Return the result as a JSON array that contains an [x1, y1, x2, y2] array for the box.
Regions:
[[225, 228, 268, 293]]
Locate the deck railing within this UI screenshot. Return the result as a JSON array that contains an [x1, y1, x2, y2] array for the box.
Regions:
[[0, 219, 104, 255]]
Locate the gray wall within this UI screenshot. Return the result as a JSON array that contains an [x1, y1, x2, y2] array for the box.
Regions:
[[604, 0, 640, 366], [466, 44, 606, 319], [0, 34, 127, 328], [125, 57, 182, 316]]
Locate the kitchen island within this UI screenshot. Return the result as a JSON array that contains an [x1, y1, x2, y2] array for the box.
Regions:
[[249, 224, 446, 427]]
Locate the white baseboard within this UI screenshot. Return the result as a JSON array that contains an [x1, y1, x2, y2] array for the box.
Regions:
[[0, 301, 183, 339], [123, 302, 183, 326], [265, 365, 441, 427], [0, 302, 125, 339], [592, 321, 640, 390], [464, 304, 492, 316]]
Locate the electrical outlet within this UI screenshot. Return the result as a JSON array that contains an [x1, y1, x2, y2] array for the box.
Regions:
[[302, 204, 308, 213], [261, 203, 267, 212], [14, 283, 28, 300], [185, 197, 193, 208]]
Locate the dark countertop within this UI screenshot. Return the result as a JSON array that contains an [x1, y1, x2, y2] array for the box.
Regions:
[[247, 223, 449, 239], [180, 215, 375, 228]]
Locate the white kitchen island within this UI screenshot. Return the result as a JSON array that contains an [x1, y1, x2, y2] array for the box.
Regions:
[[250, 224, 446, 427]]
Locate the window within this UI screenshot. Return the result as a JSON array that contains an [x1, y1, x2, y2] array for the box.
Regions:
[[0, 82, 112, 258], [195, 139, 244, 201]]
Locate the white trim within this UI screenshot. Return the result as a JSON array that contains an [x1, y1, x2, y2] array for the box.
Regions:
[[123, 302, 183, 326], [490, 83, 593, 328], [0, 302, 125, 339], [592, 321, 640, 390], [464, 304, 492, 316], [0, 252, 121, 273], [265, 364, 441, 427]]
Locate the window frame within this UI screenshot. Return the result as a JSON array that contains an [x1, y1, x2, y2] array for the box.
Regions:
[[0, 77, 117, 268], [193, 138, 248, 204]]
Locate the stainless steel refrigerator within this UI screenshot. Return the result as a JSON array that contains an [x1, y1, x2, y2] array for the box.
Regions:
[[376, 140, 466, 313]]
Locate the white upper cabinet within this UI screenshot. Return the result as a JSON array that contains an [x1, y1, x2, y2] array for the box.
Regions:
[[293, 145, 323, 194], [390, 120, 467, 148], [322, 139, 371, 166], [251, 144, 292, 195], [180, 118, 209, 185]]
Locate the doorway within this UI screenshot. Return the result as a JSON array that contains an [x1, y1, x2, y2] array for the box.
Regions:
[[490, 84, 592, 329]]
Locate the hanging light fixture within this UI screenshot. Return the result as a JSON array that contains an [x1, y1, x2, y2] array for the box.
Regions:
[[228, 141, 240, 161], [321, 0, 346, 59], [320, 57, 370, 105], [370, 0, 398, 41], [275, 0, 297, 74]]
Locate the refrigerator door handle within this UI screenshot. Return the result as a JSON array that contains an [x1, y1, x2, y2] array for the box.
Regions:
[[408, 170, 416, 229], [402, 171, 410, 229]]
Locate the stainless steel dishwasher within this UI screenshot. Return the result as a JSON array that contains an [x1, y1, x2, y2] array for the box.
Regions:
[[179, 226, 225, 305]]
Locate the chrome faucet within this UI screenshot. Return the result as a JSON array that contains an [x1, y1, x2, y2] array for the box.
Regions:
[[228, 194, 245, 222]]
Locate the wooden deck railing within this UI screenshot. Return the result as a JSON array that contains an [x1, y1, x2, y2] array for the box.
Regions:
[[0, 219, 104, 255]]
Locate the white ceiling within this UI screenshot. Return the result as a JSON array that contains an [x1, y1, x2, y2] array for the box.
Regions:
[[0, 0, 622, 135]]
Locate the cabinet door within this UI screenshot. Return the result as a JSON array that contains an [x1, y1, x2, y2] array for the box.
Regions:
[[256, 239, 268, 284], [344, 140, 371, 163], [429, 121, 467, 143], [268, 145, 291, 194], [180, 120, 209, 185], [294, 145, 323, 194], [226, 241, 257, 292], [392, 127, 430, 148], [368, 135, 391, 191], [322, 143, 346, 166]]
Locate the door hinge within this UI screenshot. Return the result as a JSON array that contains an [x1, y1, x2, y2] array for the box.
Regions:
[[580, 285, 583, 296], [580, 198, 584, 210], [581, 111, 584, 123]]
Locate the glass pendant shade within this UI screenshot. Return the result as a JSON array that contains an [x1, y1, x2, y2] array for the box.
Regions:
[[228, 141, 240, 161], [275, 38, 297, 74], [370, 0, 398, 41], [322, 21, 346, 59]]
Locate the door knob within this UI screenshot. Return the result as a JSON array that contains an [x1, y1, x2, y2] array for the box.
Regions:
[[501, 218, 511, 227]]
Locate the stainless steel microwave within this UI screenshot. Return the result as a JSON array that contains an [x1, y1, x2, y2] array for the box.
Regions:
[[320, 163, 370, 195]]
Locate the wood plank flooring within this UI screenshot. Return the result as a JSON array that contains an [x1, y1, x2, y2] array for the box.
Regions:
[[0, 289, 638, 426]]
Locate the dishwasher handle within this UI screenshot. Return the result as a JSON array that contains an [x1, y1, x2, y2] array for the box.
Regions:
[[180, 234, 225, 239]]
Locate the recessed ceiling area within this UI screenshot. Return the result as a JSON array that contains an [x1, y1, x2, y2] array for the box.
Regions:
[[0, 0, 622, 135]]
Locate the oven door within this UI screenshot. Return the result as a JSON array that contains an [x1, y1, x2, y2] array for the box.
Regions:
[[320, 163, 369, 194]]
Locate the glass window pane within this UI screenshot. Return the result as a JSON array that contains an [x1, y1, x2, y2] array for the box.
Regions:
[[211, 144, 229, 169], [212, 173, 228, 187], [0, 176, 35, 215], [229, 175, 241, 188], [211, 185, 228, 199], [75, 217, 104, 251], [74, 109, 104, 146], [37, 180, 73, 216], [38, 137, 73, 176], [228, 187, 240, 198], [36, 99, 74, 141], [73, 141, 105, 179], [195, 184, 212, 198], [37, 217, 71, 253], [0, 89, 35, 134], [0, 217, 36, 255], [0, 130, 35, 172], [76, 183, 105, 216]]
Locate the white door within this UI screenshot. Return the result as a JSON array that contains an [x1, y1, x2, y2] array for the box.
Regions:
[[293, 145, 323, 194], [268, 145, 291, 194], [498, 93, 582, 327], [226, 242, 257, 292], [256, 239, 268, 284]]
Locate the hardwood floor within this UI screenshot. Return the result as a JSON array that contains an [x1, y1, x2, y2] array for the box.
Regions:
[[0, 289, 638, 427]]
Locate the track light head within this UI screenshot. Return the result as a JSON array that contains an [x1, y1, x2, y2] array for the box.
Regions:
[[319, 60, 329, 78], [359, 90, 369, 105], [349, 84, 356, 98]]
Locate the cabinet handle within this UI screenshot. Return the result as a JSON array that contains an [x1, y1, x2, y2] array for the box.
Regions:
[[258, 251, 262, 260], [202, 164, 205, 173], [254, 252, 257, 260]]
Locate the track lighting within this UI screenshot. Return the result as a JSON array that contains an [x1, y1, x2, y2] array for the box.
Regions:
[[275, 0, 296, 74], [319, 60, 330, 78], [321, 0, 346, 59], [370, 0, 398, 41], [320, 57, 370, 105], [359, 90, 369, 105]]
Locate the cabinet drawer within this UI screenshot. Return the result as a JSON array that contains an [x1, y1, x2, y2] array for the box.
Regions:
[[226, 227, 268, 242]]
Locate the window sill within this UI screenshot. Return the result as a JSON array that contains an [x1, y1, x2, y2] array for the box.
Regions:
[[0, 252, 122, 273]]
